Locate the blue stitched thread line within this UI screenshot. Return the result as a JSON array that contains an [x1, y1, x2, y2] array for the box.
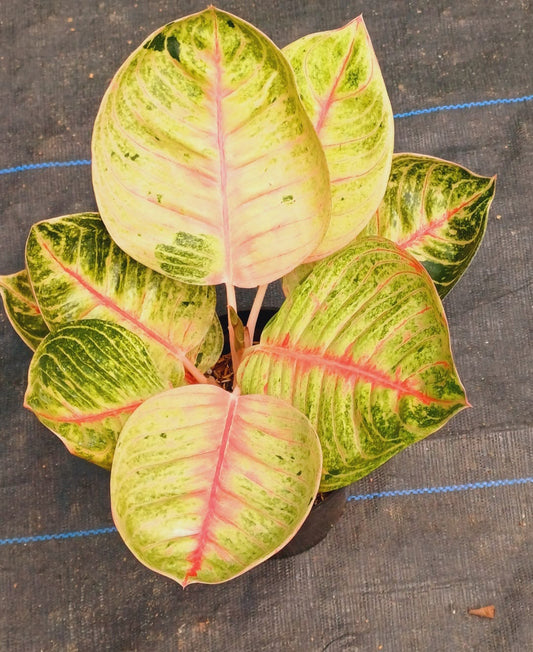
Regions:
[[1, 94, 532, 176], [393, 93, 533, 118], [0, 526, 117, 546], [0, 159, 91, 175], [347, 476, 533, 502], [1, 477, 531, 546]]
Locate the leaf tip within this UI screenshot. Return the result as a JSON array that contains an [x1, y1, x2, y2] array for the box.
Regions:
[[344, 14, 364, 30]]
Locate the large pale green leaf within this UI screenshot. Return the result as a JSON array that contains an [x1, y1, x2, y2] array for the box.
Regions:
[[283, 16, 394, 260], [26, 213, 216, 383], [360, 154, 496, 296], [238, 237, 468, 491], [25, 320, 172, 469], [0, 269, 49, 349], [92, 7, 331, 287], [110, 385, 322, 585]]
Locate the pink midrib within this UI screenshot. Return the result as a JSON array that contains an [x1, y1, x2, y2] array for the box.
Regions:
[[396, 189, 486, 250], [213, 21, 232, 284], [314, 36, 356, 136], [183, 394, 238, 585], [257, 341, 456, 406], [39, 239, 189, 363], [0, 280, 41, 313], [29, 399, 144, 424], [313, 19, 368, 137]]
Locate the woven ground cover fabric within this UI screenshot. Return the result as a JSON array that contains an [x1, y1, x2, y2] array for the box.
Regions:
[[0, 0, 531, 650]]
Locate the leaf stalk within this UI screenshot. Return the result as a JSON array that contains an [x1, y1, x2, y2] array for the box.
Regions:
[[246, 283, 268, 346]]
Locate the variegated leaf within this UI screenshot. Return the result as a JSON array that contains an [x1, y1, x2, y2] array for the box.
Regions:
[[110, 385, 322, 585], [192, 313, 224, 373], [25, 320, 173, 469], [238, 237, 467, 491], [0, 269, 49, 349], [92, 7, 331, 287], [26, 213, 216, 383], [281, 261, 314, 298], [283, 16, 394, 260], [361, 154, 496, 296]]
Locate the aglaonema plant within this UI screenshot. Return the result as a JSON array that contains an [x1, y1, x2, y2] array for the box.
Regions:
[[0, 8, 495, 586]]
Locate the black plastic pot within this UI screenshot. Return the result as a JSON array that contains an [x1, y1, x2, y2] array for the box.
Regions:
[[274, 486, 349, 558], [218, 308, 349, 558]]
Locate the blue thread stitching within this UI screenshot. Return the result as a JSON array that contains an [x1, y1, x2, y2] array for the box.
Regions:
[[1, 477, 531, 546], [0, 159, 91, 175], [0, 527, 116, 546], [393, 94, 533, 118], [1, 94, 531, 177], [347, 476, 533, 502]]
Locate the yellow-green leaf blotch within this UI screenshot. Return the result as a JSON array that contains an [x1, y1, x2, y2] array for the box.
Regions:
[[191, 312, 224, 373]]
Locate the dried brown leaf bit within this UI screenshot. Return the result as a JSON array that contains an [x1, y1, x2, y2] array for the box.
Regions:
[[468, 605, 496, 619]]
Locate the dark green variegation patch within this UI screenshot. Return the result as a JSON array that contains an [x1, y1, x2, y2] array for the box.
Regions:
[[238, 237, 467, 490], [143, 31, 166, 52], [361, 154, 496, 296], [25, 320, 170, 469], [155, 231, 221, 284], [0, 269, 49, 349]]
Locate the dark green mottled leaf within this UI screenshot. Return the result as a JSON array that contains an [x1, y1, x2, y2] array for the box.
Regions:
[[0, 269, 49, 349], [26, 213, 216, 384], [238, 237, 467, 490], [360, 154, 496, 296], [25, 320, 172, 469]]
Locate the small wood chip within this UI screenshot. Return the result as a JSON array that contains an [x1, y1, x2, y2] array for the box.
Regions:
[[468, 605, 495, 619]]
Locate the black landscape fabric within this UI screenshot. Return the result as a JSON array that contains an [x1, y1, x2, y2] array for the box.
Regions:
[[1, 1, 531, 650]]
